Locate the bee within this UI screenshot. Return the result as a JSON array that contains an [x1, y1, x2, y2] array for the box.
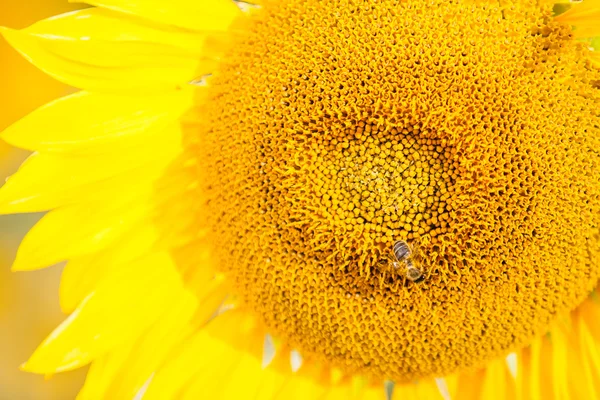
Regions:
[[386, 240, 425, 283], [403, 259, 425, 283]]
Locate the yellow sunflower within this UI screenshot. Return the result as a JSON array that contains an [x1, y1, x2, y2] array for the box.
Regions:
[[2, 0, 600, 398]]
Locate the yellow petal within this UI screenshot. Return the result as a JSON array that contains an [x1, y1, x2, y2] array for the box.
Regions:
[[578, 314, 600, 398], [77, 290, 197, 399], [25, 8, 210, 57], [1, 89, 194, 154], [189, 275, 230, 325], [143, 329, 238, 399], [0, 125, 181, 214], [555, 2, 600, 38], [440, 373, 459, 400], [75, 0, 241, 32], [0, 26, 209, 92], [590, 38, 600, 67], [271, 372, 326, 400], [361, 385, 392, 400], [321, 384, 352, 400], [75, 338, 137, 400], [147, 341, 237, 400], [11, 157, 195, 271], [479, 357, 515, 400], [350, 376, 368, 400], [451, 369, 484, 399], [516, 347, 532, 400], [564, 325, 593, 399], [60, 225, 160, 313], [55, 159, 197, 309], [591, 51, 600, 67], [22, 252, 187, 374], [581, 292, 600, 339], [183, 354, 264, 400], [528, 334, 554, 400], [550, 324, 571, 400], [412, 378, 446, 399], [253, 367, 288, 400], [144, 310, 259, 399], [13, 193, 152, 271]]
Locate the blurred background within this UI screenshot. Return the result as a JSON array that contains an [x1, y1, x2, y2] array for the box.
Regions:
[[0, 1, 87, 398]]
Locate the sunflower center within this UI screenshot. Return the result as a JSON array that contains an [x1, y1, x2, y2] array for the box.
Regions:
[[312, 123, 456, 240], [192, 0, 600, 381]]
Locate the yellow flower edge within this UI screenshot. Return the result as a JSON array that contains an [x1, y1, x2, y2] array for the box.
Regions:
[[0, 0, 599, 399]]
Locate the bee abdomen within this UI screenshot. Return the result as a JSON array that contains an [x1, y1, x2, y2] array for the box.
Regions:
[[393, 240, 411, 262], [405, 260, 424, 283]]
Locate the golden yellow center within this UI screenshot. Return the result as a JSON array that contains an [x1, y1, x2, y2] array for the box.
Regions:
[[192, 0, 600, 381]]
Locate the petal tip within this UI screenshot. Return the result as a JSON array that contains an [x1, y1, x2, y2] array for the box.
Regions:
[[0, 197, 28, 216], [21, 349, 85, 375], [19, 358, 45, 374], [0, 26, 21, 46], [10, 259, 37, 272], [0, 26, 13, 36], [19, 361, 31, 373], [11, 244, 56, 271]]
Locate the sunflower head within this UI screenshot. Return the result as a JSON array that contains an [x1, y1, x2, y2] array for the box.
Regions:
[[193, 0, 600, 381], [1, 0, 600, 398]]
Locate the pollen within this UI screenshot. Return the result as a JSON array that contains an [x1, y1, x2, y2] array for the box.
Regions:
[[191, 0, 600, 381]]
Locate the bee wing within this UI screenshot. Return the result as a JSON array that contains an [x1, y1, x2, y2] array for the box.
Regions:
[[412, 240, 420, 259]]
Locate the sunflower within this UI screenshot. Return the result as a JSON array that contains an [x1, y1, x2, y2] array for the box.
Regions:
[[1, 0, 600, 398]]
